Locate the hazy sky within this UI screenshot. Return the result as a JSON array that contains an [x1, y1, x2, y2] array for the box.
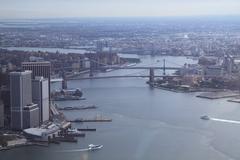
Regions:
[[0, 0, 240, 19]]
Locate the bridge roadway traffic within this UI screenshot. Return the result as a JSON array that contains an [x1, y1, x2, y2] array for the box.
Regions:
[[99, 66, 181, 70], [67, 75, 180, 80]]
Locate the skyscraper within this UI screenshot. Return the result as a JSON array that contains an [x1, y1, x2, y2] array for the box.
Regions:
[[0, 91, 4, 128], [0, 87, 10, 128], [10, 71, 39, 130], [21, 61, 51, 100], [22, 103, 39, 129], [32, 77, 49, 123], [21, 61, 51, 80]]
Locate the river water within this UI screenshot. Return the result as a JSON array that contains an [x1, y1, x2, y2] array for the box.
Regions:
[[2, 56, 240, 160]]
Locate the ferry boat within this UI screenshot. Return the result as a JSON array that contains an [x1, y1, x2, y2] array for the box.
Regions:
[[88, 144, 103, 151], [52, 88, 84, 101], [67, 128, 81, 133], [66, 128, 85, 137]]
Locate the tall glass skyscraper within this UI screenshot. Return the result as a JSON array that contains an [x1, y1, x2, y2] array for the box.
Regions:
[[10, 71, 39, 130]]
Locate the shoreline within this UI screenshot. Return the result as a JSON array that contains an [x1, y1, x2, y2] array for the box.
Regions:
[[152, 85, 240, 101], [0, 142, 49, 151]]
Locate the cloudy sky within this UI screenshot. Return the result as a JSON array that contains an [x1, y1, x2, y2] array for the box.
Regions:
[[0, 0, 240, 19]]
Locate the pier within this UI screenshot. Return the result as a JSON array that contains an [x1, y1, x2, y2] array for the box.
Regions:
[[197, 91, 240, 99], [52, 137, 78, 143], [60, 133, 86, 137], [228, 98, 240, 103], [70, 117, 112, 123], [57, 105, 97, 111], [77, 128, 96, 131], [0, 142, 49, 151]]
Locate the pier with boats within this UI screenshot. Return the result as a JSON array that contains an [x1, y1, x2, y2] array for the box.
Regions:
[[57, 105, 97, 111], [70, 116, 112, 123]]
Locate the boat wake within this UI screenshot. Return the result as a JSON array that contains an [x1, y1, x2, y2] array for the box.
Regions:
[[210, 118, 240, 124], [56, 148, 89, 153]]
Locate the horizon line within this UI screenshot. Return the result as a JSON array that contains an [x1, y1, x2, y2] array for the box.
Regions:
[[1, 14, 240, 21]]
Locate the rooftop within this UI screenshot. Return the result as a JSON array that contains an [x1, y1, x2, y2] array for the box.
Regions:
[[9, 70, 32, 75], [22, 61, 51, 65]]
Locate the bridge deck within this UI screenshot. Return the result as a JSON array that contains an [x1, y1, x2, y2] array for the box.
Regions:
[[68, 75, 180, 80], [100, 66, 181, 70]]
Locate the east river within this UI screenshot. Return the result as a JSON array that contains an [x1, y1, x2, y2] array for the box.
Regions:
[[2, 55, 240, 160]]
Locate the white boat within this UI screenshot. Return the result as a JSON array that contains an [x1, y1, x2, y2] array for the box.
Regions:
[[88, 144, 103, 151], [106, 69, 114, 72], [127, 63, 137, 67], [67, 128, 81, 134], [66, 128, 86, 137]]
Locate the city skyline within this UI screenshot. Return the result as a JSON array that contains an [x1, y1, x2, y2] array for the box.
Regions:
[[2, 4, 240, 157], [0, 0, 240, 19]]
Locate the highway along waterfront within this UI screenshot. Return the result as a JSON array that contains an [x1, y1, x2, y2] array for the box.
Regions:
[[2, 55, 240, 160]]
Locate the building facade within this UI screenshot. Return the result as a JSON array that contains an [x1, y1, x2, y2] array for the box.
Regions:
[[32, 77, 49, 123], [10, 71, 39, 130], [21, 61, 51, 101], [21, 61, 51, 80], [0, 93, 4, 128], [0, 88, 10, 128], [22, 104, 39, 129]]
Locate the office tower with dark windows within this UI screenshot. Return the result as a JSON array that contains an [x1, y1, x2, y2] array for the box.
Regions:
[[10, 71, 39, 130], [0, 87, 11, 128], [32, 76, 49, 123], [21, 61, 51, 80], [0, 92, 4, 128], [22, 103, 39, 129], [21, 61, 51, 100]]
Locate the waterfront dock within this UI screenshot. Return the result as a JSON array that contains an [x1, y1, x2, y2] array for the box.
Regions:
[[196, 91, 240, 99], [53, 97, 86, 101], [77, 128, 96, 131], [57, 105, 97, 111], [61, 133, 86, 137], [52, 137, 78, 143], [228, 98, 240, 103], [0, 142, 49, 151], [70, 117, 112, 123]]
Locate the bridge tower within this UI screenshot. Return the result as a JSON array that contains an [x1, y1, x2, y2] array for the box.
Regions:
[[62, 71, 67, 90], [163, 59, 166, 75], [89, 60, 94, 77], [149, 68, 155, 84]]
